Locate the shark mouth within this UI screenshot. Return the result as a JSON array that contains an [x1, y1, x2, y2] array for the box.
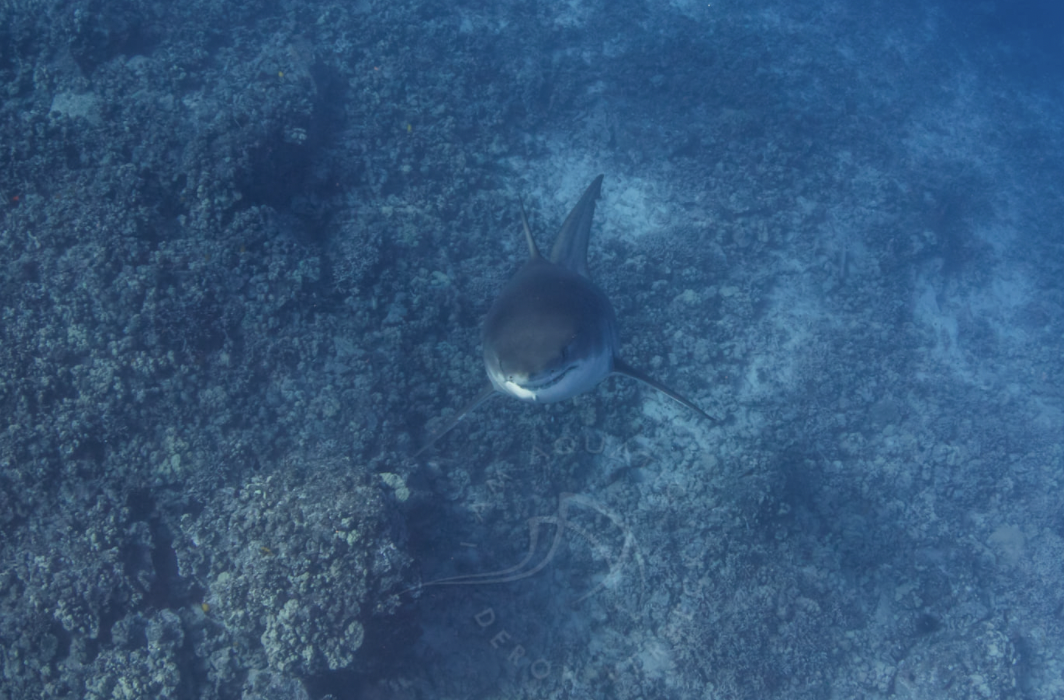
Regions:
[[526, 365, 576, 391], [504, 365, 577, 400]]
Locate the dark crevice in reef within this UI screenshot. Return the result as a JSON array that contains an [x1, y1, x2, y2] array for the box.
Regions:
[[127, 488, 204, 612]]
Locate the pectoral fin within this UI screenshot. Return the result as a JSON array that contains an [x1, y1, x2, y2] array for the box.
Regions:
[[414, 385, 497, 457], [613, 358, 717, 423]]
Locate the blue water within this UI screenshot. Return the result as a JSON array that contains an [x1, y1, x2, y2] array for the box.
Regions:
[[0, 1, 1062, 698]]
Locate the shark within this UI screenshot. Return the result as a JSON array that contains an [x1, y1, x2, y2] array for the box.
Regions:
[[416, 174, 714, 455]]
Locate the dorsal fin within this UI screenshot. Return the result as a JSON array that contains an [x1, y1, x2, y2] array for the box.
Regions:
[[550, 174, 604, 276], [518, 198, 542, 260]]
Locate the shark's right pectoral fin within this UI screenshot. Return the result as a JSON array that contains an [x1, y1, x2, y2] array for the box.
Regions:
[[414, 385, 497, 457], [613, 358, 717, 423]]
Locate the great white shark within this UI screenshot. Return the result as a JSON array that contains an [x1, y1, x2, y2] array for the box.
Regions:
[[416, 174, 714, 455]]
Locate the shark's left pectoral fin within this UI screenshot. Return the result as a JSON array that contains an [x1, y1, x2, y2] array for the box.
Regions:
[[613, 358, 717, 423], [414, 385, 497, 457]]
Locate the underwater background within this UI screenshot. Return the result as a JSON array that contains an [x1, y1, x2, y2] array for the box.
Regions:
[[1, 0, 1063, 698]]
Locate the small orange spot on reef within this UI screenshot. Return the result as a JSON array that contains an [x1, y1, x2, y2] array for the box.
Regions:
[[261, 546, 273, 556], [278, 71, 284, 78], [407, 123, 412, 133], [201, 602, 211, 613]]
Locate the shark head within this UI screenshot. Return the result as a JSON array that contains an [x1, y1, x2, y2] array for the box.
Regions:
[[482, 259, 617, 403]]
